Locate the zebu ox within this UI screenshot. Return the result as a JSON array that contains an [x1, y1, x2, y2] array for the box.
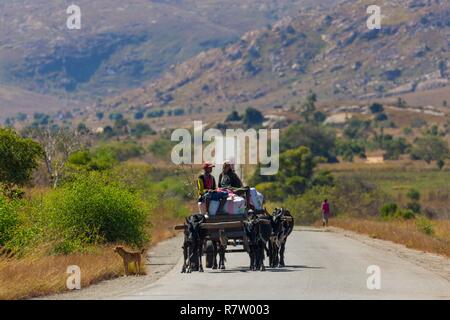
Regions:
[[243, 213, 272, 271], [211, 230, 228, 270], [181, 214, 207, 273], [269, 208, 294, 268]]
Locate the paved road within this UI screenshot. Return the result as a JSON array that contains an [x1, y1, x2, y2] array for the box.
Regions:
[[46, 227, 450, 300], [116, 228, 450, 300]]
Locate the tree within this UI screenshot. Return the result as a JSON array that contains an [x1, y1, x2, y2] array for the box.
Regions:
[[243, 107, 264, 127], [313, 111, 326, 123], [300, 90, 317, 122], [109, 112, 123, 121], [426, 124, 440, 136], [382, 137, 409, 160], [0, 128, 43, 196], [134, 111, 144, 120], [281, 123, 337, 162], [438, 60, 446, 77], [410, 135, 450, 166], [336, 139, 366, 162], [396, 98, 407, 108], [225, 110, 242, 122], [437, 159, 445, 170], [406, 189, 421, 214], [29, 126, 84, 188], [369, 103, 384, 114], [343, 119, 372, 140], [130, 122, 155, 138], [279, 147, 315, 183]]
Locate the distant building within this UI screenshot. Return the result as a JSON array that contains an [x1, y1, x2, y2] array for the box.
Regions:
[[366, 156, 384, 164], [94, 127, 104, 134]]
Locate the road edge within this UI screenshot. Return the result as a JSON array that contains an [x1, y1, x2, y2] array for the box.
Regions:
[[297, 226, 450, 283]]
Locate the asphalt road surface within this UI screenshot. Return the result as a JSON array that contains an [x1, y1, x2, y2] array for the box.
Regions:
[[47, 227, 450, 300], [122, 228, 450, 300]]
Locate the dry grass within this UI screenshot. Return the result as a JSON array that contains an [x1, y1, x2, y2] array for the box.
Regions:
[[323, 217, 450, 258], [0, 217, 182, 300], [0, 247, 122, 300]]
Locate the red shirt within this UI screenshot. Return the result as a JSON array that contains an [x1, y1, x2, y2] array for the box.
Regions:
[[322, 202, 330, 214], [204, 175, 214, 190]]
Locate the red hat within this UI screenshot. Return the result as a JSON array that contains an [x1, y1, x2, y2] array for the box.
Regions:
[[202, 162, 215, 170]]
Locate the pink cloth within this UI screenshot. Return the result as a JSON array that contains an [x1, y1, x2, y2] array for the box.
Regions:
[[322, 202, 330, 215]]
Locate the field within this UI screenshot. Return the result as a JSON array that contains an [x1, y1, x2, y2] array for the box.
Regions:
[[320, 160, 450, 219], [326, 217, 450, 258], [311, 160, 450, 258]]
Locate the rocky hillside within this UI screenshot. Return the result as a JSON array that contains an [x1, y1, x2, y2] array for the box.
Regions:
[[0, 0, 337, 98], [101, 0, 449, 115]]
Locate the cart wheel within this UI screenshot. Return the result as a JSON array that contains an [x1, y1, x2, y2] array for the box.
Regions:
[[205, 240, 214, 268]]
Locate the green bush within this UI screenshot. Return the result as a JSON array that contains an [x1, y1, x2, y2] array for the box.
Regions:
[[44, 172, 149, 252], [255, 182, 283, 202], [406, 189, 420, 201], [0, 196, 20, 245], [149, 138, 175, 159], [284, 186, 333, 225], [416, 217, 434, 235], [380, 203, 397, 218], [68, 141, 143, 171], [395, 209, 415, 220], [130, 122, 155, 138], [406, 201, 421, 214]]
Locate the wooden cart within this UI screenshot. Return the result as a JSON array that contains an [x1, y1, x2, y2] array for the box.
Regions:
[[175, 213, 250, 268]]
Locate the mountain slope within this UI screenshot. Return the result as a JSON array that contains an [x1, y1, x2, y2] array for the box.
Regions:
[[0, 0, 339, 98], [101, 0, 449, 115]]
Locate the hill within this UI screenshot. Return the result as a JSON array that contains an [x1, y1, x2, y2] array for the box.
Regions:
[[0, 0, 339, 98], [100, 0, 449, 117]]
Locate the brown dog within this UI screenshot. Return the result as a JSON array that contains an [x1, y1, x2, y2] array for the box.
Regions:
[[114, 246, 145, 276]]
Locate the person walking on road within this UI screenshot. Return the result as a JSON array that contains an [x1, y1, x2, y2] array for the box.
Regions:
[[321, 199, 330, 227]]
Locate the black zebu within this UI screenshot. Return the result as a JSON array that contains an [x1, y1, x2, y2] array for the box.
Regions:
[[243, 213, 272, 271], [181, 214, 207, 273], [211, 229, 228, 270], [269, 208, 294, 268]]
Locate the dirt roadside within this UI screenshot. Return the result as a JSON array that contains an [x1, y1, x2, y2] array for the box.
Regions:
[[40, 233, 184, 300]]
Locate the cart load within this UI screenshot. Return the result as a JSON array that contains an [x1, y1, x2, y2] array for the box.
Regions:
[[198, 187, 264, 216]]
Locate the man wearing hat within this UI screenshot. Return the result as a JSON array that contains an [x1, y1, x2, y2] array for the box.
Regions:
[[198, 162, 216, 198], [198, 162, 227, 215]]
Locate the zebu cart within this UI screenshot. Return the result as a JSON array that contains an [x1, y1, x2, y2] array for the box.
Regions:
[[175, 213, 250, 268]]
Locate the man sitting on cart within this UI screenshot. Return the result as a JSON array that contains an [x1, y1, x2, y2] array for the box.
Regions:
[[198, 162, 227, 215]]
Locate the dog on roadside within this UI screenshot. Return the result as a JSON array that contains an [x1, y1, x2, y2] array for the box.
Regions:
[[113, 246, 145, 276]]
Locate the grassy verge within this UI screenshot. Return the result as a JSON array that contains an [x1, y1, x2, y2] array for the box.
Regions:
[[0, 160, 193, 300], [322, 217, 450, 258], [0, 216, 181, 300]]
